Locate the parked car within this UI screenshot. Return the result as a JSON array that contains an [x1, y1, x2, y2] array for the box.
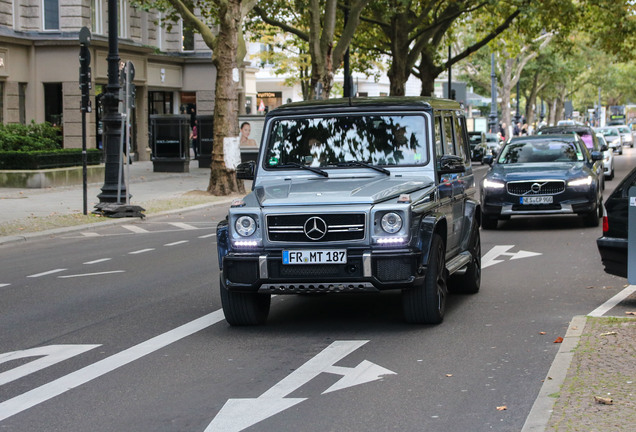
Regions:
[[217, 97, 481, 325], [596, 134, 614, 180], [468, 131, 487, 162], [597, 166, 636, 277], [538, 124, 606, 190], [480, 134, 604, 229], [595, 126, 623, 155], [616, 125, 634, 147], [484, 133, 503, 157]]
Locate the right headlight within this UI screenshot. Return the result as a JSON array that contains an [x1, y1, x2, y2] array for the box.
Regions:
[[235, 215, 257, 237], [483, 178, 505, 189], [381, 212, 403, 234]]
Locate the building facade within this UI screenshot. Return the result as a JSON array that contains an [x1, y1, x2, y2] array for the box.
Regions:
[[0, 0, 221, 161]]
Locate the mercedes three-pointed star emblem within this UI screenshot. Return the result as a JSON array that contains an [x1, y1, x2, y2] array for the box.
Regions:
[[304, 216, 328, 240]]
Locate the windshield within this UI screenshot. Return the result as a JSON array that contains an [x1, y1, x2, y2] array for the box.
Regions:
[[598, 128, 618, 136], [497, 140, 584, 164], [468, 134, 482, 145], [263, 114, 429, 168]]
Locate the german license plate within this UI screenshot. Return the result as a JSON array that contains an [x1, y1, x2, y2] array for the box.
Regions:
[[521, 196, 553, 204], [282, 250, 347, 265]]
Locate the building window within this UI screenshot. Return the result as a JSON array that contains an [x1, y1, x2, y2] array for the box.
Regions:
[[43, 0, 59, 30], [44, 83, 63, 126], [117, 0, 128, 38], [19, 83, 27, 125], [91, 0, 103, 34], [182, 21, 194, 51], [148, 91, 173, 115], [0, 81, 4, 123]]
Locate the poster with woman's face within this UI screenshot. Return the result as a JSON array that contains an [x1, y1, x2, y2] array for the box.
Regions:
[[238, 116, 265, 149]]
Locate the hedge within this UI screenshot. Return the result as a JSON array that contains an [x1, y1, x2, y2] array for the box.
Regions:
[[0, 149, 103, 170], [0, 122, 63, 151]]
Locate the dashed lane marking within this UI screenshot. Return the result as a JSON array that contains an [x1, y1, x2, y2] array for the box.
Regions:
[[122, 225, 149, 234], [128, 248, 155, 255], [81, 232, 101, 237], [199, 233, 216, 239], [27, 269, 67, 278], [164, 240, 189, 247], [83, 258, 112, 265], [0, 284, 10, 288], [588, 285, 636, 317], [58, 271, 125, 279], [169, 222, 198, 230]]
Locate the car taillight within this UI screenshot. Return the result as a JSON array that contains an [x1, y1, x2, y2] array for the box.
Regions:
[[602, 216, 609, 233]]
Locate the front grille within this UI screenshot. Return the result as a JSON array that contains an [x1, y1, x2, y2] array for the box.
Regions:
[[267, 213, 365, 243], [268, 257, 364, 279], [507, 180, 565, 196], [511, 204, 562, 211]]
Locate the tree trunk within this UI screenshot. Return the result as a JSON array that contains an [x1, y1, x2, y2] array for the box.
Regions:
[[207, 0, 245, 196], [417, 52, 442, 97]]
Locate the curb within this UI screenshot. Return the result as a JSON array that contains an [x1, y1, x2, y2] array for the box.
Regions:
[[0, 197, 236, 247], [520, 315, 587, 432]]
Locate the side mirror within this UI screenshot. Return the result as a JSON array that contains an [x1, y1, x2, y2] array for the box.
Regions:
[[482, 154, 494, 166], [438, 154, 465, 174], [236, 160, 256, 180], [590, 151, 603, 162], [600, 143, 608, 152]]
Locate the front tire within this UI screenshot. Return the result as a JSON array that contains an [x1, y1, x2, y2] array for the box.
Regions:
[[220, 276, 271, 326], [402, 234, 447, 324], [583, 195, 602, 227], [481, 212, 498, 230]]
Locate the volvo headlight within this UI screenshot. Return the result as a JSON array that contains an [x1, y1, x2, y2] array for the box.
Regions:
[[483, 179, 505, 189], [235, 215, 257, 237], [381, 212, 403, 234], [568, 176, 592, 187]]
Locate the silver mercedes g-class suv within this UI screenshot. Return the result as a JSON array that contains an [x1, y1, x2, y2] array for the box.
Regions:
[[217, 97, 481, 325]]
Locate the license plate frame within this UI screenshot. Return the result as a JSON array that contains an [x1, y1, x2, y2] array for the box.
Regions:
[[521, 196, 553, 205], [282, 250, 347, 265]]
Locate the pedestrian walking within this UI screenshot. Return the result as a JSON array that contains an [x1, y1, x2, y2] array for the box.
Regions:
[[190, 120, 199, 159]]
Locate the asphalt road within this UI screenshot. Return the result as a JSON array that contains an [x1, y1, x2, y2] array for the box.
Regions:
[[1, 147, 633, 432]]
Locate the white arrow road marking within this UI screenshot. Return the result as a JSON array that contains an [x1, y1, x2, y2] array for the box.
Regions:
[[58, 270, 125, 279], [169, 222, 198, 230], [0, 310, 225, 422], [0, 345, 100, 386], [27, 269, 67, 278], [205, 340, 396, 432], [482, 245, 542, 269]]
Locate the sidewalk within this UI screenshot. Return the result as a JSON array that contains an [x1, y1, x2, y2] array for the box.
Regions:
[[1, 160, 634, 431]]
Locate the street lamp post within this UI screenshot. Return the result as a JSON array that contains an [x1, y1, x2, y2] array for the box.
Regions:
[[488, 53, 498, 134]]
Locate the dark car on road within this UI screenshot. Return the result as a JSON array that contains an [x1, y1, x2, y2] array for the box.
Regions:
[[597, 166, 636, 278], [468, 131, 487, 161], [217, 97, 482, 325], [480, 134, 604, 229]]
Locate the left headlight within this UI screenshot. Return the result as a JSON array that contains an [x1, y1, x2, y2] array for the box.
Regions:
[[381, 212, 403, 234], [483, 178, 505, 189], [235, 215, 257, 237], [568, 176, 592, 187]]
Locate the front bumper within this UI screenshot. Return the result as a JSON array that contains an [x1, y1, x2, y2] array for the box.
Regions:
[[597, 236, 627, 278], [222, 248, 424, 294], [481, 189, 596, 217]]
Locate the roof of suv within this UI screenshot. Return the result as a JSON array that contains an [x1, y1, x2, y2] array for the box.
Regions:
[[267, 96, 463, 116]]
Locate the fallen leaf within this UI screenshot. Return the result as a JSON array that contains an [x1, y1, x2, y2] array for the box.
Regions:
[[496, 406, 507, 411], [626, 311, 636, 316], [594, 396, 613, 405], [600, 331, 618, 337], [554, 337, 564, 343], [539, 332, 547, 335], [445, 374, 453, 377]]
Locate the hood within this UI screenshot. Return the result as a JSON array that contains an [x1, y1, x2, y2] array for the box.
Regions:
[[254, 176, 434, 207], [489, 162, 587, 181]]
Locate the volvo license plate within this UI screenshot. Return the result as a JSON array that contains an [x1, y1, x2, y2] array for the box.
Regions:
[[521, 196, 553, 204], [282, 250, 347, 265]]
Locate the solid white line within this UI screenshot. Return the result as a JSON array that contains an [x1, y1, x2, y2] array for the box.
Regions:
[[164, 240, 189, 247], [81, 232, 101, 237], [198, 233, 216, 239], [27, 269, 67, 278], [0, 310, 226, 422], [169, 222, 198, 230], [122, 225, 149, 233], [588, 285, 636, 317], [128, 248, 155, 255], [58, 271, 125, 279], [83, 258, 112, 265], [0, 283, 10, 288]]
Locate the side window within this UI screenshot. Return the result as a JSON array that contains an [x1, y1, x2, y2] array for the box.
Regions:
[[454, 115, 469, 164], [442, 115, 455, 155], [434, 115, 444, 159]]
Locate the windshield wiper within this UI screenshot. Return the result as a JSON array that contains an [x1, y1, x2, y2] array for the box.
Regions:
[[275, 162, 329, 177], [336, 161, 391, 175]]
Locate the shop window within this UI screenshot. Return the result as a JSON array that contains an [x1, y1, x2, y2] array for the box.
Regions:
[[43, 0, 59, 30], [44, 83, 63, 126], [148, 91, 173, 115]]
